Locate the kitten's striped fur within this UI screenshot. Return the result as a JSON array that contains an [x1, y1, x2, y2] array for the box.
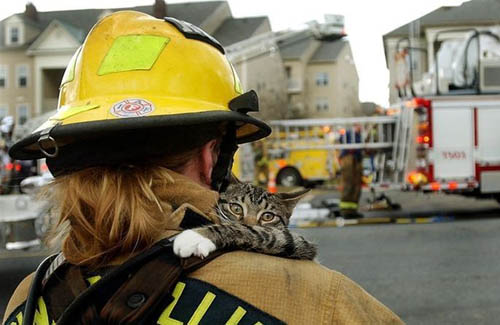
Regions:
[[174, 182, 317, 260]]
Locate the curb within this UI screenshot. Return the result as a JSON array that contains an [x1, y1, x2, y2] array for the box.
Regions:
[[289, 216, 468, 228]]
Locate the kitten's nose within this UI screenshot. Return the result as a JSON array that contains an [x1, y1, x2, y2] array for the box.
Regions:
[[245, 216, 259, 226]]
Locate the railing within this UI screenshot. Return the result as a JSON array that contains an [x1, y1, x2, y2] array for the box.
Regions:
[[269, 116, 398, 150]]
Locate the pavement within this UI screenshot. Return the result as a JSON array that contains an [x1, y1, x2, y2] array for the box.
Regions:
[[290, 187, 500, 228], [294, 218, 500, 325]]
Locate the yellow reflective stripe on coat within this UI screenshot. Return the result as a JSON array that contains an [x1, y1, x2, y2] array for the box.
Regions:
[[187, 292, 216, 324], [10, 311, 22, 325], [158, 281, 186, 325], [34, 297, 55, 325], [340, 201, 359, 210], [226, 306, 246, 324], [86, 275, 102, 286]]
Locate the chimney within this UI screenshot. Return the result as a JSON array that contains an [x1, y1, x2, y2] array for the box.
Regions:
[[24, 2, 39, 22], [153, 0, 167, 19]]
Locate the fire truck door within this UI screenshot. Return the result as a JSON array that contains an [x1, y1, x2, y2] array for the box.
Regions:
[[476, 106, 500, 193], [432, 106, 474, 180]]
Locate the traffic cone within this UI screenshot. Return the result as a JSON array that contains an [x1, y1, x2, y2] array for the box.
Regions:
[[267, 171, 277, 194]]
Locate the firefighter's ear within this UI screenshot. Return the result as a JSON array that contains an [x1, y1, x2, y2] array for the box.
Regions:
[[276, 188, 311, 212]]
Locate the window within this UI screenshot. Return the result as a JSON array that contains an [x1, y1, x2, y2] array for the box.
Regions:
[[0, 65, 7, 88], [315, 98, 329, 112], [315, 72, 329, 86], [16, 65, 28, 88], [9, 27, 19, 44], [0, 105, 8, 119], [16, 103, 30, 125], [285, 66, 291, 78]]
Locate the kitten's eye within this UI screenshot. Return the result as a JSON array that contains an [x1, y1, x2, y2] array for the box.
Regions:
[[260, 212, 276, 223], [229, 203, 244, 216]]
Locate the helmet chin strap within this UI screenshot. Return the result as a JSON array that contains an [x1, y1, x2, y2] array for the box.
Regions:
[[211, 125, 238, 192]]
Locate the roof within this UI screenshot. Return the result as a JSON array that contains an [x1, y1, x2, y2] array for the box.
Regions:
[[212, 16, 268, 46], [0, 1, 225, 49], [385, 0, 500, 38], [57, 20, 86, 43], [277, 31, 314, 60], [309, 40, 346, 63]]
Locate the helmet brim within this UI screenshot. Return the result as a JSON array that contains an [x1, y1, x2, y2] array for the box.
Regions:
[[9, 110, 271, 160]]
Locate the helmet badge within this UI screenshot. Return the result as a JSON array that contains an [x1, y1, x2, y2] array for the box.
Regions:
[[111, 98, 155, 118]]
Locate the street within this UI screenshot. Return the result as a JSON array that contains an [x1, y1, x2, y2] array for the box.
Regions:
[[1, 217, 500, 324], [297, 218, 500, 324]]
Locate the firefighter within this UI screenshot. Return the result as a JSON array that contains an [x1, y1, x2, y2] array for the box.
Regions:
[[253, 140, 269, 185], [0, 116, 15, 194], [339, 124, 364, 219], [4, 12, 402, 324]]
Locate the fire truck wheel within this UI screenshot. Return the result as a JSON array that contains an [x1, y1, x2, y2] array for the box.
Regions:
[[276, 167, 303, 187]]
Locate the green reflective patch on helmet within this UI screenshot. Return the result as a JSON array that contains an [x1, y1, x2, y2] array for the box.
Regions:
[[229, 62, 243, 94], [61, 46, 82, 86], [98, 35, 170, 76]]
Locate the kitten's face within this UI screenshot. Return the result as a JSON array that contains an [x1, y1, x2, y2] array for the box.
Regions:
[[217, 183, 309, 228]]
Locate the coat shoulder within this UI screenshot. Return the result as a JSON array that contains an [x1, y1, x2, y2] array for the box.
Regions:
[[190, 251, 404, 324]]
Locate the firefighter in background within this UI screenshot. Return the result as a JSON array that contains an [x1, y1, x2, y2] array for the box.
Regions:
[[0, 116, 36, 194], [0, 116, 15, 194], [339, 124, 364, 219], [362, 123, 378, 185], [253, 140, 269, 185]]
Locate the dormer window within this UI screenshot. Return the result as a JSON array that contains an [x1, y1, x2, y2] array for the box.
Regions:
[[5, 18, 24, 46], [9, 27, 19, 44]]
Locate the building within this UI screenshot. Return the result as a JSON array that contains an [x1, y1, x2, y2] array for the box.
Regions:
[[383, 0, 500, 104], [0, 1, 285, 125], [278, 28, 360, 118], [213, 17, 288, 121]]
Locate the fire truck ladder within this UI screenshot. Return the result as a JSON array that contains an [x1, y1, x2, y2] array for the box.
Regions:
[[268, 116, 402, 187], [390, 106, 414, 186]]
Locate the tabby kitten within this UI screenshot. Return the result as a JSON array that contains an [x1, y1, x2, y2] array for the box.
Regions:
[[173, 182, 317, 260]]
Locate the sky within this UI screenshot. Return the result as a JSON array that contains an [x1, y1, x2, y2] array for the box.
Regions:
[[0, 0, 468, 107]]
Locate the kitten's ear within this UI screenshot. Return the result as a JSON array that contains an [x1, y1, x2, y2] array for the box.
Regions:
[[222, 173, 242, 193], [276, 188, 311, 211]]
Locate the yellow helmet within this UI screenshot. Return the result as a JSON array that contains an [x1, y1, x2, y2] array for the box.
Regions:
[[10, 11, 270, 176]]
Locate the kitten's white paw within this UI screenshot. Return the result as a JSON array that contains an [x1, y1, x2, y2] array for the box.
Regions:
[[173, 230, 216, 258]]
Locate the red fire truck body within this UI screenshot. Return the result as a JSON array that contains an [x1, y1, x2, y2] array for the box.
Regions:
[[406, 95, 500, 198]]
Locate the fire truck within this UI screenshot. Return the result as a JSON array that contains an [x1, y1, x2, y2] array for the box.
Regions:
[[265, 118, 396, 187], [394, 28, 500, 200]]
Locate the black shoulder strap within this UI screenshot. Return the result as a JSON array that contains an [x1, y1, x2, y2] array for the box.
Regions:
[[101, 245, 225, 325], [22, 253, 58, 325]]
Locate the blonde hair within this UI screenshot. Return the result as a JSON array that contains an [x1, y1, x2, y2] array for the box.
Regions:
[[47, 148, 202, 268]]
